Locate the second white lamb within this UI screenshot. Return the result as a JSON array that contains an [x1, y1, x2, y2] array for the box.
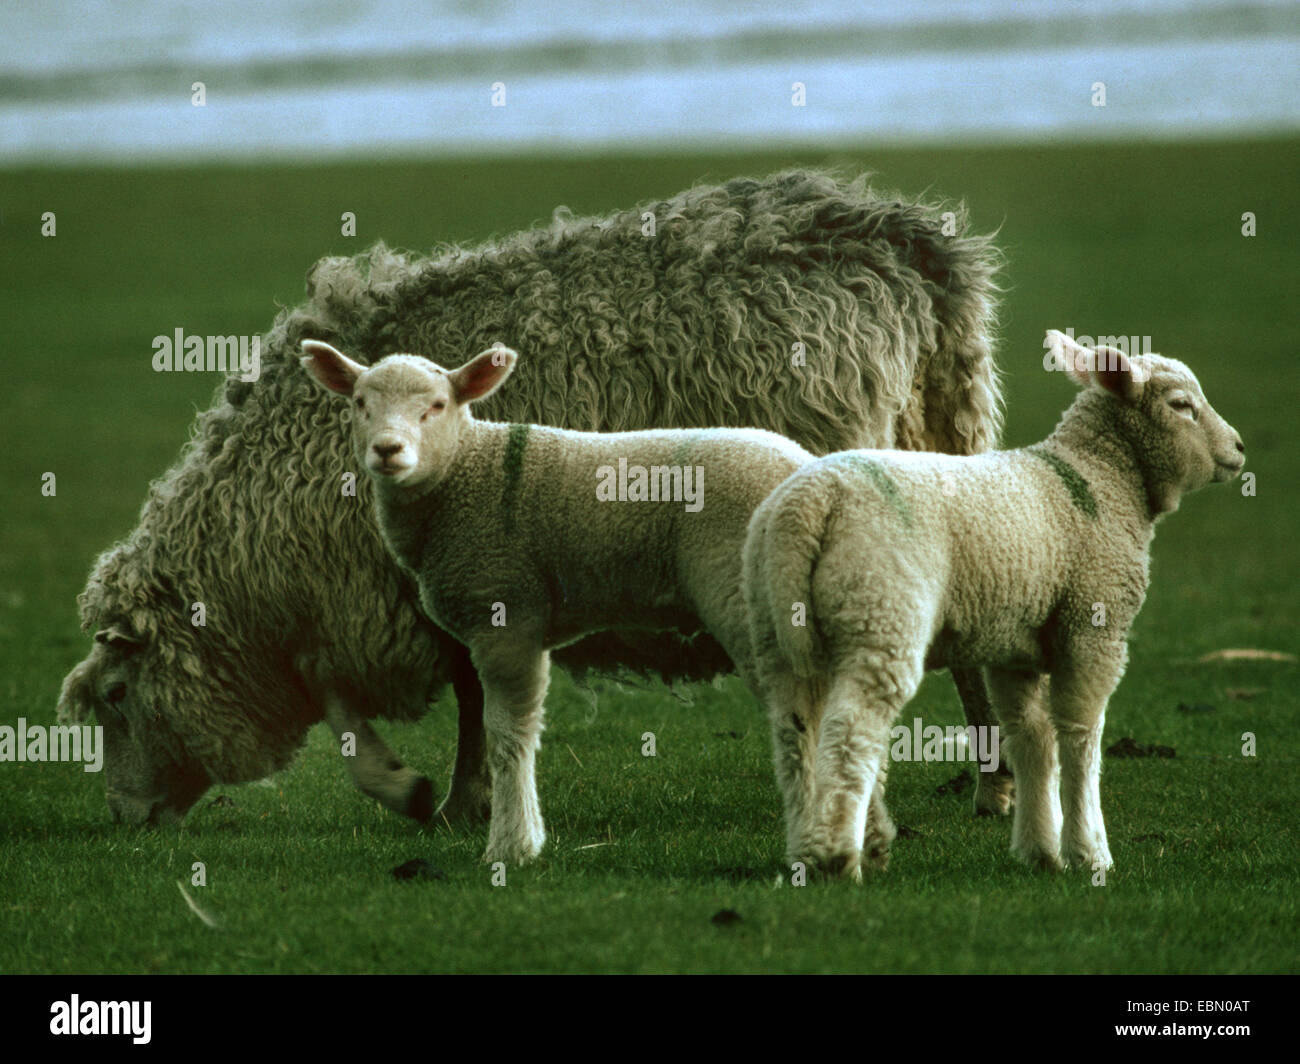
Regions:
[[744, 331, 1245, 881]]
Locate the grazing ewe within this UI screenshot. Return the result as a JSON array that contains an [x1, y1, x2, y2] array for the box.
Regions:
[[56, 170, 1005, 828], [744, 332, 1244, 880], [302, 339, 814, 864]]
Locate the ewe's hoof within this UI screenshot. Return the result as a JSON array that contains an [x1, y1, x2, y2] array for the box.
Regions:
[[972, 777, 1014, 817], [406, 777, 435, 823], [432, 788, 492, 831]]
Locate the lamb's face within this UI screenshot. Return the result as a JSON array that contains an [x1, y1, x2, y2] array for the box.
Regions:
[[352, 356, 464, 488], [302, 339, 518, 488], [1127, 353, 1245, 507]]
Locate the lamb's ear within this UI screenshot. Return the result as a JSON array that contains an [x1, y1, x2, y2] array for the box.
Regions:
[[1092, 346, 1145, 401], [450, 344, 518, 404], [1048, 330, 1096, 387], [300, 340, 365, 396]]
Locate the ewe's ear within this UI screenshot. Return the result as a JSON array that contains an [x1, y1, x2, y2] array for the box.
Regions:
[[94, 624, 142, 654], [1047, 330, 1099, 388], [56, 661, 96, 723], [1092, 346, 1146, 402], [450, 344, 517, 405], [300, 340, 365, 396]]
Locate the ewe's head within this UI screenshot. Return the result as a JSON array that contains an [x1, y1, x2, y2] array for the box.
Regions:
[[1049, 330, 1245, 516], [57, 622, 211, 826], [300, 341, 518, 488]]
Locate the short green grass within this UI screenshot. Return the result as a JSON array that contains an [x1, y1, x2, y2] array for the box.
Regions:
[[1, 139, 1296, 973]]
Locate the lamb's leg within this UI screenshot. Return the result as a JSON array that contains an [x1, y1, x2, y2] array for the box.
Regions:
[[987, 669, 1061, 871], [1049, 662, 1118, 872], [766, 673, 822, 870], [862, 752, 896, 873], [477, 642, 550, 866], [323, 692, 435, 822], [433, 642, 492, 829], [952, 666, 1014, 817], [807, 667, 916, 882]]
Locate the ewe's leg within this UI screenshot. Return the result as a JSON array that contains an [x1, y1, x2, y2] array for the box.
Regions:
[[765, 673, 823, 867], [476, 642, 550, 865], [987, 669, 1061, 871], [433, 643, 492, 828], [952, 666, 1014, 817], [1050, 661, 1120, 871], [323, 692, 434, 822], [807, 664, 918, 882]]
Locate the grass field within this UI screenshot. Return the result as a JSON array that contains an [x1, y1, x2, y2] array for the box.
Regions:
[[1, 139, 1297, 974]]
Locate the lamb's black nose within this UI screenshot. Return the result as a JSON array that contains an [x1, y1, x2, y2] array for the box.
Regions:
[[373, 443, 402, 459], [1235, 436, 1245, 453]]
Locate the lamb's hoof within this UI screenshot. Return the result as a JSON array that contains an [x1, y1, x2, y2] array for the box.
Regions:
[[862, 843, 892, 874], [432, 787, 492, 831], [483, 837, 544, 866], [1063, 845, 1113, 872], [1014, 844, 1064, 873], [815, 852, 864, 883]]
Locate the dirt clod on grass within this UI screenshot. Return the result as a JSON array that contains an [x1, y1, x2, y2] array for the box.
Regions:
[[1106, 737, 1176, 759], [391, 858, 447, 881]]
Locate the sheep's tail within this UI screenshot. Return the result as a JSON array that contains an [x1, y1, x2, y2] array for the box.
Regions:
[[754, 475, 834, 680]]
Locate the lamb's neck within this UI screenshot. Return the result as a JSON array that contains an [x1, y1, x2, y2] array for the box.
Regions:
[[1041, 398, 1155, 532], [369, 421, 500, 570]]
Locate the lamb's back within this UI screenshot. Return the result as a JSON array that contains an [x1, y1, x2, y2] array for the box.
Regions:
[[414, 423, 809, 648], [806, 448, 1091, 669]]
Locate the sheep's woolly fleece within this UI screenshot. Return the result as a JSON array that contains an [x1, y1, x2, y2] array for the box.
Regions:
[[67, 169, 1003, 787]]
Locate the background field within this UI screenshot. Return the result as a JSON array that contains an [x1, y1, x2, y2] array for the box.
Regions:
[[1, 139, 1297, 973]]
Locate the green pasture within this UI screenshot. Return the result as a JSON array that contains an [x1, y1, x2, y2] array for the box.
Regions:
[[1, 139, 1296, 973]]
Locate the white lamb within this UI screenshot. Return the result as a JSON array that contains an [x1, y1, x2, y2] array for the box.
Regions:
[[744, 331, 1245, 880], [300, 339, 813, 865]]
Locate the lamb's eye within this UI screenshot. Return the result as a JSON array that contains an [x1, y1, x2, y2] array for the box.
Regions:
[[1169, 397, 1197, 418], [355, 396, 365, 412], [421, 400, 447, 421]]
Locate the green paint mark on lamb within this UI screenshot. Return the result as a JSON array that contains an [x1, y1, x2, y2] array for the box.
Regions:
[[670, 431, 704, 468], [502, 423, 531, 533], [1028, 447, 1098, 519], [840, 454, 914, 529]]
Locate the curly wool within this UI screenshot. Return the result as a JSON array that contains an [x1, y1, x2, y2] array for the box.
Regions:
[[74, 169, 1002, 782]]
